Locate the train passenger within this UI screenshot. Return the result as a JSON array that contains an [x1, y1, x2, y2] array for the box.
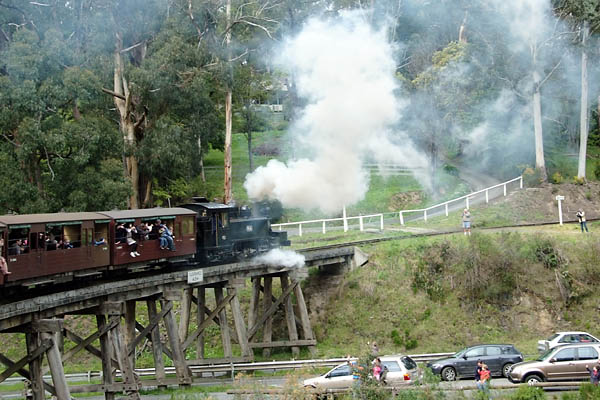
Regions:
[[94, 237, 106, 246], [0, 255, 10, 275], [115, 223, 127, 244], [126, 223, 140, 257], [9, 239, 24, 255], [59, 239, 73, 249], [137, 222, 150, 240], [45, 236, 58, 251], [154, 219, 175, 251]]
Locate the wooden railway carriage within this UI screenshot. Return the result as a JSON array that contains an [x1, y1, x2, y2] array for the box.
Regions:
[[0, 212, 111, 286], [99, 208, 197, 266]]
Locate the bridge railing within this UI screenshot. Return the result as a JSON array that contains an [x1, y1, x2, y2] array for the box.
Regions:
[[271, 176, 523, 235]]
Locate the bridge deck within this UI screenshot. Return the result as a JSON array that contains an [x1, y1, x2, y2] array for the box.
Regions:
[[0, 246, 355, 331]]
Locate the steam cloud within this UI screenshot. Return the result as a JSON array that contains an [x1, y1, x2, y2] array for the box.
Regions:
[[244, 12, 428, 214], [253, 248, 305, 269]]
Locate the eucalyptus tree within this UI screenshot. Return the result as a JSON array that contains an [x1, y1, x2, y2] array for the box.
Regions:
[[182, 0, 280, 204], [0, 0, 129, 213], [232, 60, 271, 173], [553, 0, 600, 180]]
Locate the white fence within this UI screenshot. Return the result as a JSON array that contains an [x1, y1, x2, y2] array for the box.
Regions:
[[398, 176, 523, 225], [271, 176, 523, 236]]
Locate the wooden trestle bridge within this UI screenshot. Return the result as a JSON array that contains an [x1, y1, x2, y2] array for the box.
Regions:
[[0, 246, 367, 399]]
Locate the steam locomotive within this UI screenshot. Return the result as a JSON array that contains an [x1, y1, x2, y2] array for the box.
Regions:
[[0, 197, 289, 290]]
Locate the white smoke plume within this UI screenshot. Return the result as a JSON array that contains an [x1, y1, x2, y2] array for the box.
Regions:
[[253, 248, 305, 269], [244, 12, 428, 214]]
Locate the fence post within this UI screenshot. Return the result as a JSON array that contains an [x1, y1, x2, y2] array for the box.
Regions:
[[343, 205, 348, 232], [485, 189, 489, 203], [399, 211, 404, 225], [359, 216, 364, 231], [322, 221, 326, 234], [380, 214, 384, 230], [279, 225, 282, 231], [520, 176, 523, 189], [445, 203, 448, 217], [503, 183, 507, 196], [466, 197, 470, 209], [298, 224, 302, 237], [424, 210, 427, 221]]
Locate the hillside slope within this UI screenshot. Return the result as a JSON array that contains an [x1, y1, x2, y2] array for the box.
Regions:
[[302, 229, 600, 357]]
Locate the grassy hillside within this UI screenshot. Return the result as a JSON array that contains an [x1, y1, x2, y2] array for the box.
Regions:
[[303, 229, 600, 358]]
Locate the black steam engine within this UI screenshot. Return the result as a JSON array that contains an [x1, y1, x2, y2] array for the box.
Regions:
[[181, 197, 290, 264]]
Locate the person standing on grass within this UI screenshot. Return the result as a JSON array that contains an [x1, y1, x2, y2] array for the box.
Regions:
[[462, 209, 471, 236], [576, 209, 589, 233]]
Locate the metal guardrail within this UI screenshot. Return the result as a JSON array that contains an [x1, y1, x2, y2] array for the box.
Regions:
[[2, 353, 455, 384]]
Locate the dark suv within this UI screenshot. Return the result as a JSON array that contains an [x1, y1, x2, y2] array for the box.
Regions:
[[427, 344, 523, 381]]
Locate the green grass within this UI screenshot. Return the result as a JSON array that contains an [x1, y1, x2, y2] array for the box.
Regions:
[[302, 231, 600, 359]]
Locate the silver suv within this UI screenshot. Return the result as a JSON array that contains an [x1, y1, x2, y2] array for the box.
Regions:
[[508, 343, 600, 384]]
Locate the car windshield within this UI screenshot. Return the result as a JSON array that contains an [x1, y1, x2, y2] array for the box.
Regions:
[[453, 348, 467, 358], [546, 333, 560, 341], [537, 348, 555, 361]]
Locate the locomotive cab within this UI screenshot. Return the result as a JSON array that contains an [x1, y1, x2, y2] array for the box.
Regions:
[[181, 199, 290, 264]]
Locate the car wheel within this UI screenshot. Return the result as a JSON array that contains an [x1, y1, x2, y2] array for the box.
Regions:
[[525, 374, 543, 385], [441, 367, 457, 381], [502, 363, 513, 377]]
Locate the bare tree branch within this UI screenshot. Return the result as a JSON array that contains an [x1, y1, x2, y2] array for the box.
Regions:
[[538, 59, 562, 88], [1, 133, 20, 147], [101, 87, 126, 101], [43, 146, 55, 181], [120, 41, 144, 54]]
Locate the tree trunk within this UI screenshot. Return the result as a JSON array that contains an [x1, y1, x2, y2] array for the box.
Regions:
[[197, 135, 206, 183], [247, 131, 254, 173], [531, 46, 547, 181], [577, 21, 589, 180], [223, 0, 233, 204], [113, 33, 140, 208], [224, 89, 233, 204], [458, 12, 468, 43]]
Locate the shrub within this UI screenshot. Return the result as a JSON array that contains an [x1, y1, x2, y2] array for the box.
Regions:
[[390, 329, 419, 350], [534, 239, 566, 269], [443, 164, 459, 177], [578, 382, 600, 399], [595, 162, 600, 180], [522, 167, 543, 187], [508, 385, 546, 400], [573, 176, 586, 185], [552, 172, 564, 184], [586, 191, 592, 201]]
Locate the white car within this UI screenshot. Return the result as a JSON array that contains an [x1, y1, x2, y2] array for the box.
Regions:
[[537, 332, 600, 353], [303, 355, 418, 390]]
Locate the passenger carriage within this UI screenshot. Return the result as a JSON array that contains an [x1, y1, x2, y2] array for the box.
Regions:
[[0, 208, 197, 287], [0, 212, 111, 286], [99, 208, 196, 267]]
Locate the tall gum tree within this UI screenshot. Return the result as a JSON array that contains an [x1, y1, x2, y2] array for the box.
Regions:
[[553, 0, 600, 180], [191, 0, 279, 204]]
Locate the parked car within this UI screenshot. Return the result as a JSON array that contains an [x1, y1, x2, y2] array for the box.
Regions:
[[426, 344, 523, 381], [508, 343, 600, 384], [303, 355, 419, 390], [537, 332, 600, 353]]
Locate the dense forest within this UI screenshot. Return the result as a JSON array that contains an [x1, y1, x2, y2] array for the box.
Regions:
[[0, 0, 599, 214]]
